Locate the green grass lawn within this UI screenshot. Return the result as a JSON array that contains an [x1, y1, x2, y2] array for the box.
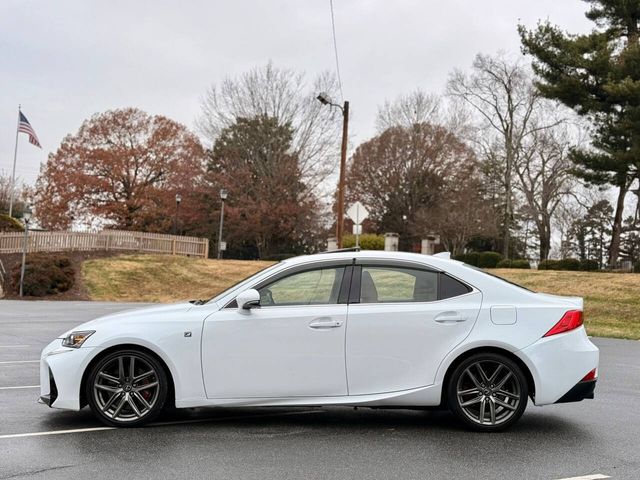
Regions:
[[81, 254, 640, 340]]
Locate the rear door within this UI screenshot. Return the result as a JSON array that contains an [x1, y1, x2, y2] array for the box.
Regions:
[[346, 261, 481, 395]]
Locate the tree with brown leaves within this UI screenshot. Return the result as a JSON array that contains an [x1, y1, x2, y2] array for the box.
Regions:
[[35, 108, 206, 231]]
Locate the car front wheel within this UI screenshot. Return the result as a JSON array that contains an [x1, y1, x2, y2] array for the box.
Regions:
[[86, 349, 167, 427], [447, 352, 528, 432]]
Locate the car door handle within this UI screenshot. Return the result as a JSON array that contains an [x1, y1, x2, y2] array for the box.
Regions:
[[434, 311, 467, 323], [309, 317, 343, 329]]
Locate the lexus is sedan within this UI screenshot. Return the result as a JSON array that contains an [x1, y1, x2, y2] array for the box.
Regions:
[[39, 250, 599, 431]]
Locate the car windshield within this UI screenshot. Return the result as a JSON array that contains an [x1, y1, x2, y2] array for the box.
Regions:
[[462, 263, 533, 292], [205, 262, 283, 304]]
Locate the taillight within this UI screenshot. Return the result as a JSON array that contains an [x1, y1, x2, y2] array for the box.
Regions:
[[543, 310, 583, 337], [581, 368, 597, 382]]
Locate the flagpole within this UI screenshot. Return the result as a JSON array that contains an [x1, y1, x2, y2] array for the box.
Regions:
[[8, 105, 21, 218]]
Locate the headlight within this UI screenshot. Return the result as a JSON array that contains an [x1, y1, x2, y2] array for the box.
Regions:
[[62, 331, 95, 348]]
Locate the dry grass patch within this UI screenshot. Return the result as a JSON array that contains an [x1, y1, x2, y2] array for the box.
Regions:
[[83, 254, 274, 303], [493, 269, 640, 340]]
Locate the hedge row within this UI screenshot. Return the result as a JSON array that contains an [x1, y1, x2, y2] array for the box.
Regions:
[[538, 258, 599, 271], [453, 251, 503, 268], [11, 254, 75, 296], [496, 259, 531, 269], [342, 234, 385, 250]]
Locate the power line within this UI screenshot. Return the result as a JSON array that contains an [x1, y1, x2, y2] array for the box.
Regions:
[[329, 0, 344, 101]]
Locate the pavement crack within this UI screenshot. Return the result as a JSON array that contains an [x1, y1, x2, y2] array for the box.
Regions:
[[0, 464, 77, 479]]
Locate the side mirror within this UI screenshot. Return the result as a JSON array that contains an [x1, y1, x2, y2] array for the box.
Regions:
[[236, 289, 260, 311]]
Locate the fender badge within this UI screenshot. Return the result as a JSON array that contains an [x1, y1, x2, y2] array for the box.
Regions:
[[184, 332, 192, 337]]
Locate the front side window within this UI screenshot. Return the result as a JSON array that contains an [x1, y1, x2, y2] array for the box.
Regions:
[[259, 267, 345, 306], [360, 266, 438, 303]]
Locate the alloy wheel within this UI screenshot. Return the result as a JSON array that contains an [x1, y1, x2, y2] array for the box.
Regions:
[[92, 354, 160, 423], [455, 359, 522, 427]]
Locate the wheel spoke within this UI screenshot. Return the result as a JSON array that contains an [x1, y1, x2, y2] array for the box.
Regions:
[[479, 397, 486, 424], [476, 363, 490, 384], [118, 356, 125, 380], [464, 368, 482, 389], [495, 371, 513, 390], [127, 394, 141, 417], [134, 381, 158, 392], [494, 398, 517, 411], [488, 364, 503, 385], [112, 394, 127, 418], [497, 389, 519, 400], [134, 370, 154, 383], [98, 372, 120, 384], [489, 398, 496, 424], [458, 387, 480, 396], [460, 395, 483, 407], [129, 356, 135, 379], [101, 391, 122, 412], [95, 384, 119, 393], [132, 391, 151, 410]]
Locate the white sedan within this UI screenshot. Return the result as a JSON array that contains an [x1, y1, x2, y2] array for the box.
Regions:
[[40, 250, 599, 431]]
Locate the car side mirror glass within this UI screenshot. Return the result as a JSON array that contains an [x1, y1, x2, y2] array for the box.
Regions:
[[236, 289, 260, 311]]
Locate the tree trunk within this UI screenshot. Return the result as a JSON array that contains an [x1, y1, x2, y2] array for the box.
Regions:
[[608, 184, 628, 269], [538, 218, 551, 261]]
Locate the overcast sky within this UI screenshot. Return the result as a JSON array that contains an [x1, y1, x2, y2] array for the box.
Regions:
[[0, 0, 593, 186]]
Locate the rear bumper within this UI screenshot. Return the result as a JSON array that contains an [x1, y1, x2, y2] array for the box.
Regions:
[[555, 379, 596, 404], [517, 326, 599, 405]]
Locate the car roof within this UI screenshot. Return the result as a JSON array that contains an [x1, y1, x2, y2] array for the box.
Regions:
[[282, 250, 457, 269]]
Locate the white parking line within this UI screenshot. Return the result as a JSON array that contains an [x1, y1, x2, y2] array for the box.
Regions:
[[0, 385, 39, 390], [0, 410, 322, 440], [0, 345, 31, 348], [554, 475, 610, 480], [0, 360, 39, 364]]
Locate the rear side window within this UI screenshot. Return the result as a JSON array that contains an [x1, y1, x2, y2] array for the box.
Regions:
[[439, 273, 472, 299], [360, 266, 438, 303]]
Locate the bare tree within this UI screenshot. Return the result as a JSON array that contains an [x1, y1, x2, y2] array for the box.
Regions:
[[198, 63, 341, 197], [514, 122, 578, 260], [447, 53, 555, 257], [376, 90, 441, 131]]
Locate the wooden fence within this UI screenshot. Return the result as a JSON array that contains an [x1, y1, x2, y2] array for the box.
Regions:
[[0, 230, 209, 258]]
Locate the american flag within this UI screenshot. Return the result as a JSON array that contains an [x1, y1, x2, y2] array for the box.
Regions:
[[18, 111, 41, 148]]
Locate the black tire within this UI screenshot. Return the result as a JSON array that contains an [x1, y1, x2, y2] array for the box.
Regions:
[[86, 349, 168, 427], [447, 352, 528, 432]]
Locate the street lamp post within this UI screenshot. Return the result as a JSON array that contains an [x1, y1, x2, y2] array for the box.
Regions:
[[217, 189, 228, 260], [316, 93, 349, 248], [174, 194, 182, 235], [19, 205, 32, 297]]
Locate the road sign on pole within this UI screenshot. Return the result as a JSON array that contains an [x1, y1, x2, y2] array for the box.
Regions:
[[347, 202, 369, 248]]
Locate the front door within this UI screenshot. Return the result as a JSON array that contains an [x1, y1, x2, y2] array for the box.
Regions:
[[202, 264, 349, 399], [346, 263, 482, 395]]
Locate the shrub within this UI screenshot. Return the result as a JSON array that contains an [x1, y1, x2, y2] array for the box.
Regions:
[[454, 252, 481, 266], [11, 254, 75, 296], [477, 251, 503, 268], [496, 258, 530, 269], [342, 234, 385, 250], [579, 259, 599, 271], [538, 259, 559, 270], [0, 214, 23, 232], [634, 261, 640, 274], [512, 260, 531, 269], [557, 258, 581, 271]]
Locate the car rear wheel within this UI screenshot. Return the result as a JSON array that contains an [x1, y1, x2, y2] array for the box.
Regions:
[[447, 352, 528, 432], [86, 349, 167, 427]]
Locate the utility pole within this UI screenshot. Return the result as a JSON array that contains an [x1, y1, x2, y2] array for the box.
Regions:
[[316, 94, 349, 248]]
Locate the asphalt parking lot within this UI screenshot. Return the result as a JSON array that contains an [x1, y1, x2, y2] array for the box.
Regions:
[[0, 300, 638, 480]]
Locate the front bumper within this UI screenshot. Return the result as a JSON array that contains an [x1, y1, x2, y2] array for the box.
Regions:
[[39, 339, 98, 411]]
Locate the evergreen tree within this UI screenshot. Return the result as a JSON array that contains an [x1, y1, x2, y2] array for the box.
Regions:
[[520, 0, 640, 268]]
